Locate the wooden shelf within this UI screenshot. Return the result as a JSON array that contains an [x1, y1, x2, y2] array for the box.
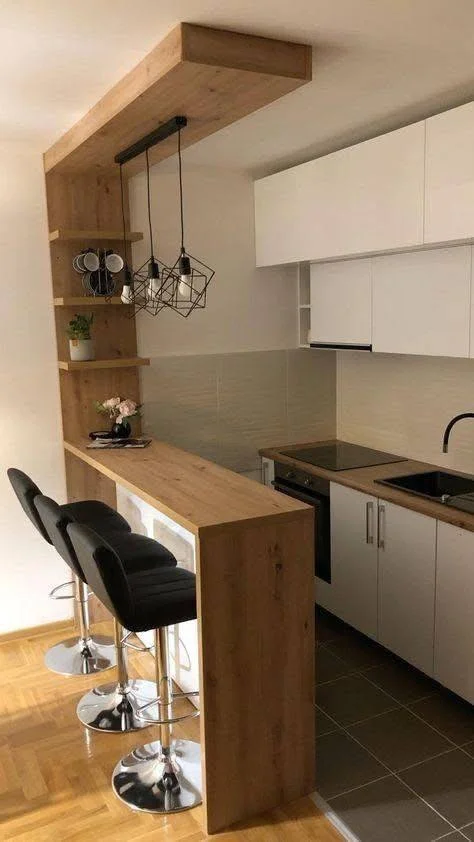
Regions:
[[58, 357, 150, 371], [53, 297, 127, 307], [49, 229, 143, 243]]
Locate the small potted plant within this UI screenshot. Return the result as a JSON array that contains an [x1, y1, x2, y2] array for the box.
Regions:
[[67, 313, 95, 361], [95, 396, 141, 438]]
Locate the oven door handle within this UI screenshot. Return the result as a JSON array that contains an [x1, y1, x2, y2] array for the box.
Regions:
[[272, 480, 323, 507]]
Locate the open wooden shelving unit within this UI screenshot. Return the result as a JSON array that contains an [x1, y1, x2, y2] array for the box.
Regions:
[[43, 21, 312, 836], [53, 296, 126, 306], [49, 228, 143, 242], [58, 357, 150, 371]]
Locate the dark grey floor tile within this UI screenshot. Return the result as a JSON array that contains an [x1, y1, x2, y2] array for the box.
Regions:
[[409, 690, 474, 746], [328, 775, 451, 842], [315, 706, 340, 737], [316, 646, 353, 684], [315, 731, 387, 799], [317, 674, 397, 726], [363, 657, 440, 703], [316, 606, 351, 644], [400, 749, 474, 829], [430, 833, 466, 840], [349, 708, 452, 771], [460, 822, 474, 840], [325, 632, 393, 671], [463, 742, 474, 757]]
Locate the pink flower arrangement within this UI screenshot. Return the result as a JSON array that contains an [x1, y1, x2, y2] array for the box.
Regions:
[[95, 396, 141, 424]]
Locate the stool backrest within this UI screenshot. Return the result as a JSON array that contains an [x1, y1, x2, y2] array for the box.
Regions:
[[67, 522, 133, 622], [35, 495, 85, 582], [7, 468, 52, 544]]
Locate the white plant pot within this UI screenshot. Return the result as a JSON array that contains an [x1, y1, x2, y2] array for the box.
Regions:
[[69, 338, 95, 361]]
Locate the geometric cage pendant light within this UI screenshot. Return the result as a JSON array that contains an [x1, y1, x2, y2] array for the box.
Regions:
[[115, 115, 214, 318], [154, 123, 215, 317]]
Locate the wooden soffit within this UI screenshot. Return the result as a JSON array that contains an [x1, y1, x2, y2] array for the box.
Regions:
[[44, 23, 312, 176]]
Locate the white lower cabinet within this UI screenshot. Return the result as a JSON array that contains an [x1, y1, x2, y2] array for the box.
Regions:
[[378, 502, 436, 674], [328, 485, 437, 670], [435, 522, 474, 704], [329, 483, 379, 639]]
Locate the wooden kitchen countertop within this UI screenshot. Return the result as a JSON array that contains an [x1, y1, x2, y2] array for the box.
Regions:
[[260, 439, 474, 533], [64, 438, 309, 536]]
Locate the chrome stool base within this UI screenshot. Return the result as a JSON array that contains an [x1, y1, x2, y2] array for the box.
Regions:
[[44, 635, 115, 676], [77, 679, 158, 732], [112, 739, 202, 813]]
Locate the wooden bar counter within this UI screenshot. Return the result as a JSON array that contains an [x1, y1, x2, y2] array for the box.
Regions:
[[64, 439, 315, 834]]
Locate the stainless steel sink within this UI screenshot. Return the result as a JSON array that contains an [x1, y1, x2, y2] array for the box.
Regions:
[[376, 470, 474, 504]]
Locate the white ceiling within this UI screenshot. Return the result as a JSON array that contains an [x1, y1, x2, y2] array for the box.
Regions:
[[2, 0, 474, 175]]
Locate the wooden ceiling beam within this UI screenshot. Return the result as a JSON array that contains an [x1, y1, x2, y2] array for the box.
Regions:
[[43, 22, 312, 176]]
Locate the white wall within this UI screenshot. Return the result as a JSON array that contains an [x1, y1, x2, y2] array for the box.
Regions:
[[129, 166, 297, 356], [0, 143, 70, 634]]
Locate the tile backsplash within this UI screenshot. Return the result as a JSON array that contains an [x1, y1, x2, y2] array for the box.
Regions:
[[141, 349, 336, 472], [338, 352, 474, 475]]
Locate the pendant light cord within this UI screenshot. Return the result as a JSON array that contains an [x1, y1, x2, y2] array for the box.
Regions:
[[119, 164, 130, 270], [145, 147, 155, 259], [178, 127, 185, 251]]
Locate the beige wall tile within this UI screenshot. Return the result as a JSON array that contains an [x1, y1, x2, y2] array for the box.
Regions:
[[338, 352, 474, 474], [142, 355, 219, 463], [217, 350, 288, 471], [287, 349, 337, 443]]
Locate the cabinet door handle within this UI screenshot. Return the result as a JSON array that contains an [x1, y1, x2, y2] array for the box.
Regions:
[[366, 502, 374, 544], [378, 503, 386, 550]]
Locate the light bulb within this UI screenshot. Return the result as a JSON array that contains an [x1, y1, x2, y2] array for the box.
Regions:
[[147, 258, 160, 298], [121, 284, 132, 304], [178, 251, 191, 298]]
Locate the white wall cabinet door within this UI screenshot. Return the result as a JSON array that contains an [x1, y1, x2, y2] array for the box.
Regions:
[[310, 259, 372, 347], [378, 502, 436, 675], [435, 521, 474, 704], [329, 482, 378, 639], [425, 102, 474, 244], [372, 246, 471, 357], [255, 122, 425, 266]]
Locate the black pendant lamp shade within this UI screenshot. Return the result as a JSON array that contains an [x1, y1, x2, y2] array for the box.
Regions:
[[162, 125, 215, 317], [116, 115, 214, 317], [124, 147, 176, 315]]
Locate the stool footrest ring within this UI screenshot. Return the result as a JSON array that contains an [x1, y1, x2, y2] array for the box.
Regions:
[[49, 580, 75, 600], [136, 707, 200, 726]]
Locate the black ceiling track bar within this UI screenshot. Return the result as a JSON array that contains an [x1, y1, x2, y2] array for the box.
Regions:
[[115, 115, 187, 166]]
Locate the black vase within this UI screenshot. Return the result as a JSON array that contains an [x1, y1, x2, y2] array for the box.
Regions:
[[111, 421, 131, 439]]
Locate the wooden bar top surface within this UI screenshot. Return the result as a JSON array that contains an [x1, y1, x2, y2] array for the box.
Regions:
[[64, 438, 309, 535], [260, 438, 474, 533]]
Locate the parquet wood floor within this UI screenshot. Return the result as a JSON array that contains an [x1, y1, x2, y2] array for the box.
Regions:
[[0, 623, 341, 841]]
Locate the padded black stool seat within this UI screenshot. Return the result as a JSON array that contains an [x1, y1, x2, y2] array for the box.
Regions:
[[36, 494, 179, 732], [7, 467, 131, 677], [120, 566, 196, 632], [67, 522, 201, 814]]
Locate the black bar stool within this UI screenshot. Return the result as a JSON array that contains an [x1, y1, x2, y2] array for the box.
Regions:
[[67, 522, 201, 814], [7, 468, 130, 676], [36, 494, 178, 734]]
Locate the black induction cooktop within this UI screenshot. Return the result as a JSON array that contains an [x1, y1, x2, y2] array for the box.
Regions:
[[280, 441, 407, 472]]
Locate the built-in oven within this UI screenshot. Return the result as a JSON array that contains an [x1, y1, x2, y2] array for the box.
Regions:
[[272, 462, 331, 583]]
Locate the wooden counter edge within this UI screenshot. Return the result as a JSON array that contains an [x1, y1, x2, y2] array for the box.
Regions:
[[259, 444, 474, 533]]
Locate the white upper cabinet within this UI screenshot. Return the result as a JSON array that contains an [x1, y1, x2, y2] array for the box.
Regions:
[[255, 122, 425, 266], [425, 102, 474, 244], [372, 246, 471, 357], [310, 259, 372, 347]]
